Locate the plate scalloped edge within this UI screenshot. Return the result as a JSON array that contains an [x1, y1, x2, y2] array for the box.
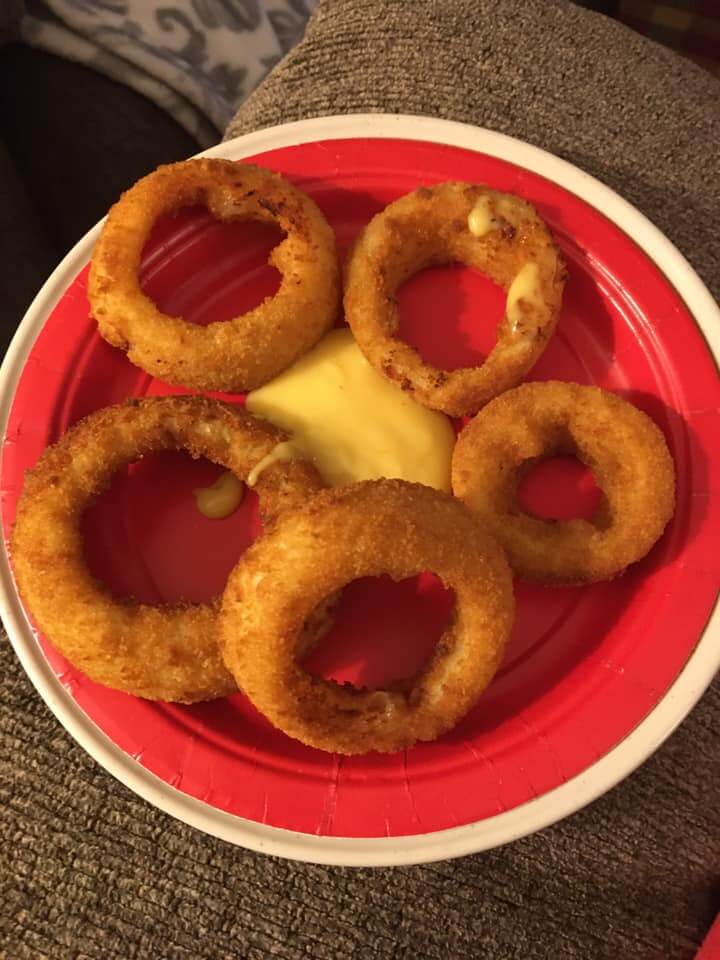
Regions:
[[0, 113, 718, 868]]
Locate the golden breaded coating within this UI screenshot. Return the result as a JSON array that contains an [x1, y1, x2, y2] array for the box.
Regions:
[[219, 479, 514, 755], [344, 182, 566, 416], [89, 158, 340, 391], [452, 381, 676, 584], [11, 396, 325, 703]]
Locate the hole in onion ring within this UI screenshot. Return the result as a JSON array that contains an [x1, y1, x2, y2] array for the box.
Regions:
[[517, 455, 602, 521], [139, 207, 285, 324], [81, 451, 261, 605], [301, 572, 455, 690], [397, 264, 505, 372]]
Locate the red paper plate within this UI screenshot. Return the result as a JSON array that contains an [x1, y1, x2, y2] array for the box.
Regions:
[[1, 116, 718, 864]]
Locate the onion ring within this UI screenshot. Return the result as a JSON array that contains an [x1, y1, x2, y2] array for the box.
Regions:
[[88, 158, 340, 391], [11, 396, 325, 703], [452, 381, 676, 584], [219, 479, 514, 755], [343, 182, 566, 416]]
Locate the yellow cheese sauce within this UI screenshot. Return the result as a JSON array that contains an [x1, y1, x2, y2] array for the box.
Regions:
[[468, 193, 528, 238], [246, 328, 455, 490], [506, 262, 543, 333], [193, 470, 244, 519], [246, 440, 299, 488], [467, 196, 495, 237]]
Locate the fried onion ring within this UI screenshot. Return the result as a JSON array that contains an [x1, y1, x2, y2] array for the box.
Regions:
[[344, 182, 566, 416], [219, 479, 514, 755], [11, 396, 325, 703], [89, 158, 340, 391], [452, 381, 676, 584]]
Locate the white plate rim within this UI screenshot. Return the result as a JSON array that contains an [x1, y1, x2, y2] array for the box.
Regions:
[[0, 113, 718, 868]]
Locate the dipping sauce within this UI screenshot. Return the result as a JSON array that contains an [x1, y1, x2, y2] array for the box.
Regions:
[[193, 471, 244, 519], [246, 329, 455, 490]]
